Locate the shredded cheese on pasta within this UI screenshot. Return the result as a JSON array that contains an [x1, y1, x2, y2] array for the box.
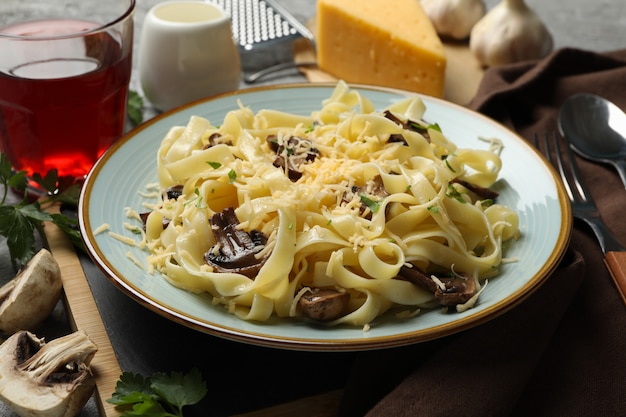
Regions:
[[137, 81, 520, 326]]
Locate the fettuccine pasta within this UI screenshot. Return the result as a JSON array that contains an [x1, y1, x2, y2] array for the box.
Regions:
[[139, 81, 519, 327]]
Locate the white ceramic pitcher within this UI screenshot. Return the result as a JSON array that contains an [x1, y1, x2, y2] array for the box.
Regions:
[[139, 1, 241, 111]]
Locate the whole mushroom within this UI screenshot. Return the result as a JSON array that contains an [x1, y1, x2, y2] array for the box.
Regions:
[[0, 330, 98, 417], [0, 249, 62, 335], [299, 289, 350, 322]]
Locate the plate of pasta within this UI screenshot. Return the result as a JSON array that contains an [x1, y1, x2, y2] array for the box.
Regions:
[[79, 81, 571, 351]]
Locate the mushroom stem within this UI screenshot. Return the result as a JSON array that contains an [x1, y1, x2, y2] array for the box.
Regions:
[[20, 331, 98, 385], [0, 330, 98, 417]]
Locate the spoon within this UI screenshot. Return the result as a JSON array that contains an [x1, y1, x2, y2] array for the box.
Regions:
[[558, 93, 626, 188]]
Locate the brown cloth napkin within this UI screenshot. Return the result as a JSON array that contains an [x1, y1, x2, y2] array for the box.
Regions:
[[339, 48, 626, 417]]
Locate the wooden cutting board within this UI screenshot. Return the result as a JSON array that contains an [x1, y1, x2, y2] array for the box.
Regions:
[[44, 205, 122, 417]]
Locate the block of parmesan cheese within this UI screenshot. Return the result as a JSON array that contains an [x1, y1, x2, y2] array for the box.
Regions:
[[316, 0, 447, 97]]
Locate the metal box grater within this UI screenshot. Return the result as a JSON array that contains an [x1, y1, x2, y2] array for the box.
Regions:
[[208, 0, 314, 52]]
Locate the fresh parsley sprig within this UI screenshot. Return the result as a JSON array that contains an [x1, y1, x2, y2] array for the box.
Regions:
[[0, 153, 83, 270], [127, 90, 145, 127], [108, 368, 208, 417]]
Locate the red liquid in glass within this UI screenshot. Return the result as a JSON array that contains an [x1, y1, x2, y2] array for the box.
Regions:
[[0, 19, 132, 180]]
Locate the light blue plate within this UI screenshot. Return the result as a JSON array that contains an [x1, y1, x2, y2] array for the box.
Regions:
[[79, 84, 571, 351]]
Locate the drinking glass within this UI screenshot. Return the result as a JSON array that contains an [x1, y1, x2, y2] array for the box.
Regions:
[[0, 0, 135, 188]]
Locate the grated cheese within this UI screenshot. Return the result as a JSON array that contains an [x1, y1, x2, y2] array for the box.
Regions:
[[108, 231, 139, 246], [93, 223, 110, 235], [126, 251, 146, 270], [456, 280, 488, 313]]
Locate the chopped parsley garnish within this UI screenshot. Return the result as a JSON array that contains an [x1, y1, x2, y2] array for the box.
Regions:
[[444, 158, 456, 173], [428, 123, 442, 132], [194, 188, 204, 208], [184, 188, 204, 208], [446, 184, 467, 204], [127, 90, 144, 127], [360, 194, 380, 213], [206, 161, 222, 169], [409, 121, 442, 133], [480, 199, 494, 208], [409, 122, 427, 132]]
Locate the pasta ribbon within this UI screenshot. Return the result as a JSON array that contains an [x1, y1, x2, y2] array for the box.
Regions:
[[139, 81, 520, 327]]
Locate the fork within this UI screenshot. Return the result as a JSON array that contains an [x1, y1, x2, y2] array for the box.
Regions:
[[533, 131, 626, 305]]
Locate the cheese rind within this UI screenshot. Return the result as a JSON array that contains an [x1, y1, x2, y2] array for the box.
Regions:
[[316, 0, 447, 97]]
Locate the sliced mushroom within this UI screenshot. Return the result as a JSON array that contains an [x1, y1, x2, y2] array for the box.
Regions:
[[399, 264, 477, 306], [299, 289, 350, 322], [0, 249, 62, 335], [0, 330, 97, 417], [164, 184, 184, 200], [452, 178, 499, 201], [341, 176, 388, 219], [398, 265, 439, 293], [383, 110, 432, 143], [204, 132, 232, 148], [204, 207, 269, 278], [139, 185, 183, 230], [267, 134, 319, 181]]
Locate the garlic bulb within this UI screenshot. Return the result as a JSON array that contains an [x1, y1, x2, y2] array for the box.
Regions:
[[469, 0, 553, 67], [422, 0, 486, 40]]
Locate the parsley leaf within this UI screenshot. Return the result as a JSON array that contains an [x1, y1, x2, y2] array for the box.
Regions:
[[108, 369, 208, 417], [1, 153, 26, 203], [444, 158, 456, 173], [428, 123, 442, 132], [0, 203, 42, 267], [127, 90, 145, 127], [228, 169, 237, 184], [32, 169, 62, 193], [109, 372, 155, 405], [0, 152, 82, 270], [446, 183, 467, 204], [360, 194, 381, 213], [50, 212, 83, 249], [151, 369, 208, 413]]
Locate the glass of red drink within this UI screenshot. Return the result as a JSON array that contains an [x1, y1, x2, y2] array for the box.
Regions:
[[0, 0, 135, 190]]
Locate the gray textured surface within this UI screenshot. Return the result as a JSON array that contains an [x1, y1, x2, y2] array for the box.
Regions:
[[1, 0, 625, 416]]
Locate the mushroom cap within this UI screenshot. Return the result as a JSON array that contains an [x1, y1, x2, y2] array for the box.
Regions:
[[0, 249, 62, 334]]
